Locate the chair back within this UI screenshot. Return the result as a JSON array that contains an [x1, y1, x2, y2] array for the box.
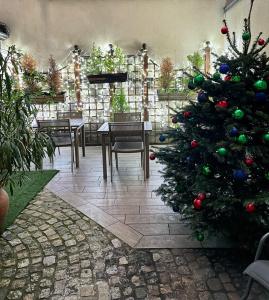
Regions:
[[113, 112, 141, 122], [109, 122, 145, 144], [57, 111, 82, 119]]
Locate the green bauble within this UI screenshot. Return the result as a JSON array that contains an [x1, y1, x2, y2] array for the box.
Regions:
[[232, 75, 241, 82], [213, 72, 221, 80], [263, 133, 269, 142], [202, 165, 212, 176], [194, 74, 204, 86], [265, 172, 269, 180], [197, 232, 205, 242], [216, 147, 228, 156], [237, 134, 248, 144], [233, 109, 244, 119], [254, 80, 267, 91], [242, 31, 251, 41]]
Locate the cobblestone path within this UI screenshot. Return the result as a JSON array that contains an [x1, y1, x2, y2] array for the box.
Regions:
[[0, 190, 268, 300]]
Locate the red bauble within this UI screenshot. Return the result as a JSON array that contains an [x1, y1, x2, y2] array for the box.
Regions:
[[221, 26, 229, 34], [224, 75, 232, 81], [258, 38, 265, 46], [215, 100, 229, 108], [149, 153, 156, 160], [172, 116, 178, 123], [191, 140, 199, 148], [245, 157, 254, 166], [245, 202, 256, 213], [183, 111, 192, 118], [197, 193, 206, 201], [193, 198, 202, 210]]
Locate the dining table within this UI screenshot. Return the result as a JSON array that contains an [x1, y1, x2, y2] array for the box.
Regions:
[[33, 118, 86, 168], [97, 121, 152, 180]]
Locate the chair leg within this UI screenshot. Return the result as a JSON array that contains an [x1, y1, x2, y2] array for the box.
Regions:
[[110, 150, 113, 182], [141, 152, 143, 167], [108, 145, 111, 166], [115, 152, 118, 170], [71, 145, 74, 173], [241, 278, 253, 300], [58, 147, 61, 155]]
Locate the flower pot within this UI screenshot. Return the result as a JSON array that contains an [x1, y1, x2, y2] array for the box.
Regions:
[[0, 188, 9, 234], [87, 72, 128, 84], [32, 92, 66, 104]]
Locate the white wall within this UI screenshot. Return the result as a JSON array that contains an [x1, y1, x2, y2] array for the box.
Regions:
[[0, 0, 225, 68]]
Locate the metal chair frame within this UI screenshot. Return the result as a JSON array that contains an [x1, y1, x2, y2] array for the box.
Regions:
[[113, 112, 141, 122], [57, 111, 83, 119]]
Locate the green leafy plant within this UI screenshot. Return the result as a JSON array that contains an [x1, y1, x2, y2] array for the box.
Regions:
[[86, 44, 103, 75], [104, 46, 126, 73], [186, 51, 204, 71], [111, 89, 130, 113], [0, 46, 54, 192]]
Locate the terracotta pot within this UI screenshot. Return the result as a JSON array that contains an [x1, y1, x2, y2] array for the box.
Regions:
[[0, 188, 9, 234]]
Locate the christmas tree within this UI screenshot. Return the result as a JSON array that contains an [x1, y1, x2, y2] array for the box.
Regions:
[[155, 0, 269, 247]]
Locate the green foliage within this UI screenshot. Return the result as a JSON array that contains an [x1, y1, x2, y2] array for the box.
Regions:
[[187, 51, 204, 71], [111, 89, 130, 113], [155, 8, 269, 249], [0, 46, 54, 191], [86, 44, 103, 74]]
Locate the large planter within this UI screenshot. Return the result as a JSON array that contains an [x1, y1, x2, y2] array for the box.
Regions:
[[157, 90, 190, 101], [0, 188, 9, 234], [87, 72, 128, 84], [32, 92, 66, 105]]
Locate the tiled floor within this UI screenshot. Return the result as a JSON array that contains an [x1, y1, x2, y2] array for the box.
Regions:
[[45, 146, 231, 249]]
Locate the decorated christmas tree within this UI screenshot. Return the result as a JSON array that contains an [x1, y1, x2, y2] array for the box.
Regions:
[[154, 0, 269, 247]]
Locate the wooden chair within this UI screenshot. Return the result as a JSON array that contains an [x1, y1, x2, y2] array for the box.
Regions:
[[109, 122, 145, 181], [241, 232, 269, 299], [57, 111, 83, 119], [113, 112, 141, 122], [37, 119, 75, 172]]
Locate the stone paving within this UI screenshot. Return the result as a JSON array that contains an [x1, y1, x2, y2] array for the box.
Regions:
[[0, 190, 268, 300]]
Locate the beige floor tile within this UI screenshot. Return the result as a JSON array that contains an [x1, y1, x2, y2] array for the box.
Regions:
[[114, 198, 165, 206], [99, 205, 140, 215], [113, 215, 126, 223], [72, 192, 106, 199], [140, 205, 174, 214], [130, 223, 169, 235], [169, 223, 192, 235], [125, 214, 182, 224]]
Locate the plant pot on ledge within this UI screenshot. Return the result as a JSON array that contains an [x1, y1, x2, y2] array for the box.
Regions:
[[32, 91, 66, 105], [87, 72, 128, 84]]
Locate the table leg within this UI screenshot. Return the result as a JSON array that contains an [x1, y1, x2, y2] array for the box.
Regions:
[[74, 129, 79, 168], [145, 133, 150, 178], [81, 125, 85, 157], [101, 134, 107, 180]]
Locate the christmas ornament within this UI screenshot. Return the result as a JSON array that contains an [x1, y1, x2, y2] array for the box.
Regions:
[[183, 111, 192, 118], [237, 134, 248, 144], [219, 64, 230, 74], [202, 165, 212, 176], [224, 75, 232, 81], [258, 38, 265, 46], [242, 31, 251, 41], [254, 80, 267, 91], [215, 100, 229, 108], [186, 156, 194, 164], [213, 72, 221, 80], [159, 134, 166, 142], [149, 153, 156, 160], [197, 193, 206, 201], [221, 26, 229, 34], [245, 202, 256, 213], [196, 232, 205, 242], [233, 169, 247, 181], [232, 109, 244, 119], [245, 156, 254, 166], [188, 80, 196, 90], [197, 91, 208, 103], [172, 206, 180, 213], [229, 127, 239, 137], [191, 140, 199, 148], [263, 133, 269, 142], [255, 92, 267, 102], [265, 172, 269, 180], [193, 198, 202, 210], [216, 147, 228, 156], [172, 116, 178, 124], [194, 74, 204, 85], [231, 75, 241, 82]]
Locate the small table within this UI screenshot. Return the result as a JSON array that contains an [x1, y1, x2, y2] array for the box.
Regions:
[[97, 121, 152, 180]]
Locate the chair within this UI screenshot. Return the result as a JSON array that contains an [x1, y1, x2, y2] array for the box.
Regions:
[[113, 112, 141, 122], [57, 111, 82, 119], [241, 232, 269, 299], [109, 122, 145, 181], [37, 119, 75, 172]]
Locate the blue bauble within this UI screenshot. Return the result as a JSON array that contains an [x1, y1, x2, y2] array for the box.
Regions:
[[229, 127, 238, 137], [159, 134, 166, 142], [219, 64, 230, 74], [186, 156, 194, 164], [233, 170, 247, 181], [197, 92, 208, 103], [255, 92, 267, 103]]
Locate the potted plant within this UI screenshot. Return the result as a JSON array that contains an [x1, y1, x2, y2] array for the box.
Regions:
[[111, 88, 130, 113], [0, 46, 54, 233], [86, 44, 127, 84], [32, 56, 65, 104]]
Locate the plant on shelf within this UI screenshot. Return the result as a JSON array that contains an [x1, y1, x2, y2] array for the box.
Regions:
[[0, 45, 54, 233], [111, 88, 130, 113], [86, 44, 103, 75]]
